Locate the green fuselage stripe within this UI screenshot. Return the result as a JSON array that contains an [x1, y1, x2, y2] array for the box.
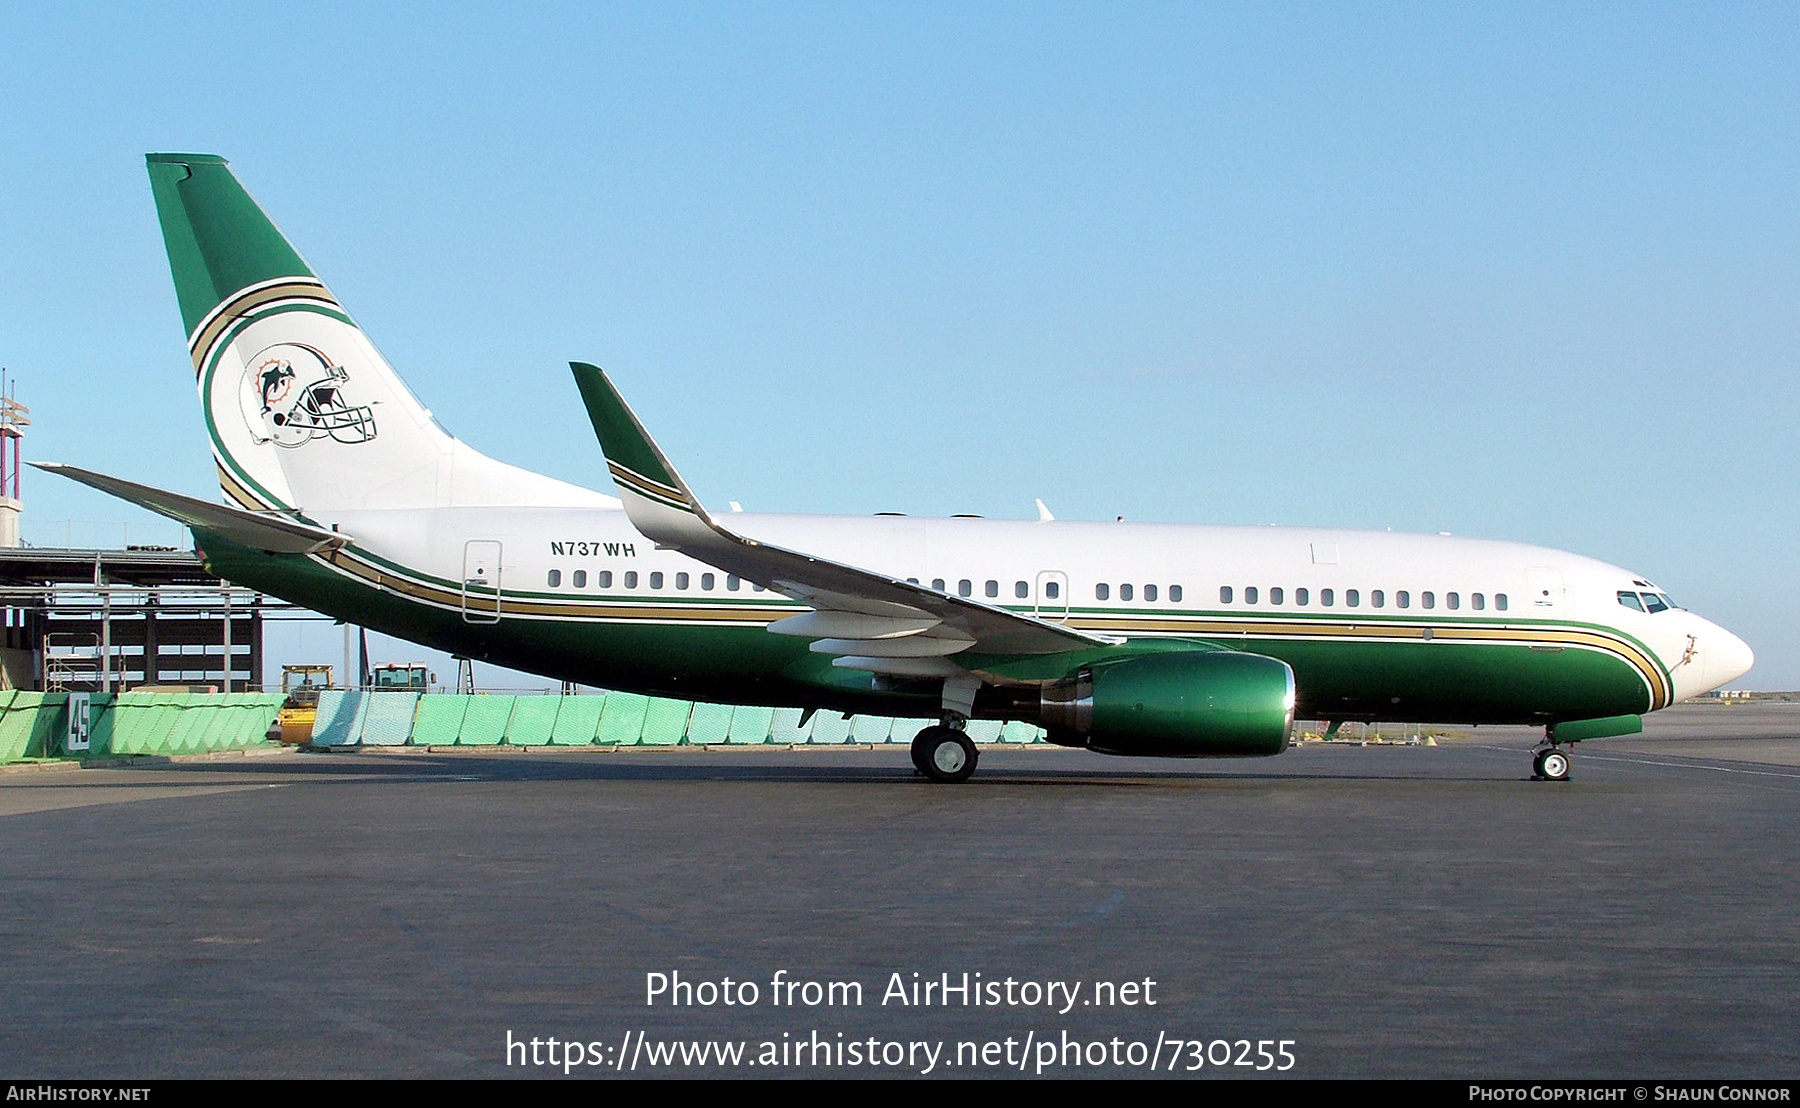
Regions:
[[194, 532, 1668, 724]]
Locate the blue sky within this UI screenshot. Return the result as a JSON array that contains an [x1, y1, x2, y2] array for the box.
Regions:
[[2, 3, 1795, 687]]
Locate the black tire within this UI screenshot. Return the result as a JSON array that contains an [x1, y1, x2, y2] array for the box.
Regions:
[[920, 729, 979, 784], [1531, 750, 1547, 779], [909, 727, 937, 774], [1539, 748, 1571, 782]]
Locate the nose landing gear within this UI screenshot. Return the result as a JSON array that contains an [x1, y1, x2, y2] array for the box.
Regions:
[[1532, 745, 1572, 782]]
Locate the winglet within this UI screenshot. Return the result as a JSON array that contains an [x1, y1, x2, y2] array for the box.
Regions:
[[570, 363, 720, 547], [566, 363, 1115, 657]]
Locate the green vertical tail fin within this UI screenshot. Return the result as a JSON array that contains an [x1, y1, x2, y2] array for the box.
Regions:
[[146, 154, 315, 341], [143, 154, 613, 517]]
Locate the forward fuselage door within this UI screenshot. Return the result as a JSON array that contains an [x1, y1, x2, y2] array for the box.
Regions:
[[1526, 566, 1565, 611], [462, 539, 503, 624], [1035, 570, 1070, 622]]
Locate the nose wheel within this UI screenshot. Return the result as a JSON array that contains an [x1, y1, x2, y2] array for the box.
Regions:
[[1532, 746, 1572, 782], [911, 725, 979, 783]]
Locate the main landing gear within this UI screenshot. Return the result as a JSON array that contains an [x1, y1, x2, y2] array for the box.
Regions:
[[1532, 745, 1572, 782], [911, 724, 978, 784], [912, 674, 983, 784]]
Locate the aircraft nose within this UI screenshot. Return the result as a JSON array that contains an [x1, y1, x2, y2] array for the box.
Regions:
[[1704, 626, 1755, 690]]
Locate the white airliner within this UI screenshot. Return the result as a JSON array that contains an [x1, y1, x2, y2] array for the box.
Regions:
[[42, 153, 1755, 783]]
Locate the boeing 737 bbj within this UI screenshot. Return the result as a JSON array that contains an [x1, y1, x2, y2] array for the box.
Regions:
[[42, 154, 1755, 782]]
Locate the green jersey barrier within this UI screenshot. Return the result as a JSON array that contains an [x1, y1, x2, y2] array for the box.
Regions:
[[0, 692, 285, 761], [0, 689, 1047, 762]]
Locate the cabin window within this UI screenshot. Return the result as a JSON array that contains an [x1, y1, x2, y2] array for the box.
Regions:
[[1045, 580, 1060, 599], [702, 573, 715, 591], [1270, 587, 1285, 605], [1447, 592, 1459, 610], [752, 583, 764, 592], [572, 570, 587, 588], [1422, 591, 1435, 609], [1170, 585, 1182, 602], [932, 578, 946, 592], [985, 580, 999, 598], [1145, 584, 1158, 602], [1472, 592, 1484, 610], [1296, 587, 1309, 606], [676, 572, 689, 590], [1321, 588, 1334, 607], [649, 572, 664, 590], [625, 571, 639, 589], [1120, 584, 1134, 601], [1397, 590, 1410, 609], [1371, 590, 1385, 608], [1642, 593, 1669, 614], [547, 569, 562, 587], [1245, 586, 1259, 604], [1346, 589, 1359, 607], [958, 579, 973, 597], [1096, 583, 1110, 601], [1496, 593, 1508, 611], [1016, 581, 1029, 599], [727, 575, 740, 591], [598, 570, 613, 588], [907, 577, 919, 585], [1618, 591, 1645, 612], [1220, 586, 1233, 604]]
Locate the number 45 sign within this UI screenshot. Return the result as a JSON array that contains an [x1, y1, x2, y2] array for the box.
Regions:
[[64, 692, 90, 753]]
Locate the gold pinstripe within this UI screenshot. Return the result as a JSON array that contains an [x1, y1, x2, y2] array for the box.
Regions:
[[214, 462, 272, 513], [188, 278, 340, 376], [287, 543, 1670, 708], [605, 461, 690, 511]]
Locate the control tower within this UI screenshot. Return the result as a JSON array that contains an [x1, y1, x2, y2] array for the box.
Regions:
[[0, 379, 26, 548]]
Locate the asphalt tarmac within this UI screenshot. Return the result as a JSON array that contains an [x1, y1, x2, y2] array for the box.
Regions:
[[2, 703, 1796, 1079]]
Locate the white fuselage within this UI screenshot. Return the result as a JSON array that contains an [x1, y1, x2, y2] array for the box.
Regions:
[[325, 504, 1754, 706]]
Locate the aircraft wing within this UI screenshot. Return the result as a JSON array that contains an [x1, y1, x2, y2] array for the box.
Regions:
[[32, 463, 352, 555], [570, 363, 1115, 666]]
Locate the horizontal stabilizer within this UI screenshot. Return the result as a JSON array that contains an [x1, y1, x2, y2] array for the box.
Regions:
[[32, 463, 351, 555]]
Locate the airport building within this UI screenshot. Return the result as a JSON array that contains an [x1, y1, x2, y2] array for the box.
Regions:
[[0, 385, 272, 693], [0, 546, 267, 693]]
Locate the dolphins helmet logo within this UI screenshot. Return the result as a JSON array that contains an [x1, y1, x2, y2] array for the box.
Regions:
[[239, 344, 377, 447]]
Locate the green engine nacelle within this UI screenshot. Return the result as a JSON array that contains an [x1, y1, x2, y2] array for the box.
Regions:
[[1039, 651, 1296, 757]]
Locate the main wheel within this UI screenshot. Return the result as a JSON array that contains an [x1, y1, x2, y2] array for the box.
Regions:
[[1539, 748, 1571, 782], [920, 729, 979, 784]]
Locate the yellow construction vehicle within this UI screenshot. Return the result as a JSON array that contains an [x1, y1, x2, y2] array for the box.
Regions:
[[273, 665, 333, 744]]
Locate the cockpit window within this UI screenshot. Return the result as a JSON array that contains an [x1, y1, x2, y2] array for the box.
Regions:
[[1618, 591, 1646, 612], [1641, 593, 1669, 614]]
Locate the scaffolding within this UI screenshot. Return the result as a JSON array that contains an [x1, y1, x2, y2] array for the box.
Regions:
[[0, 547, 300, 692]]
